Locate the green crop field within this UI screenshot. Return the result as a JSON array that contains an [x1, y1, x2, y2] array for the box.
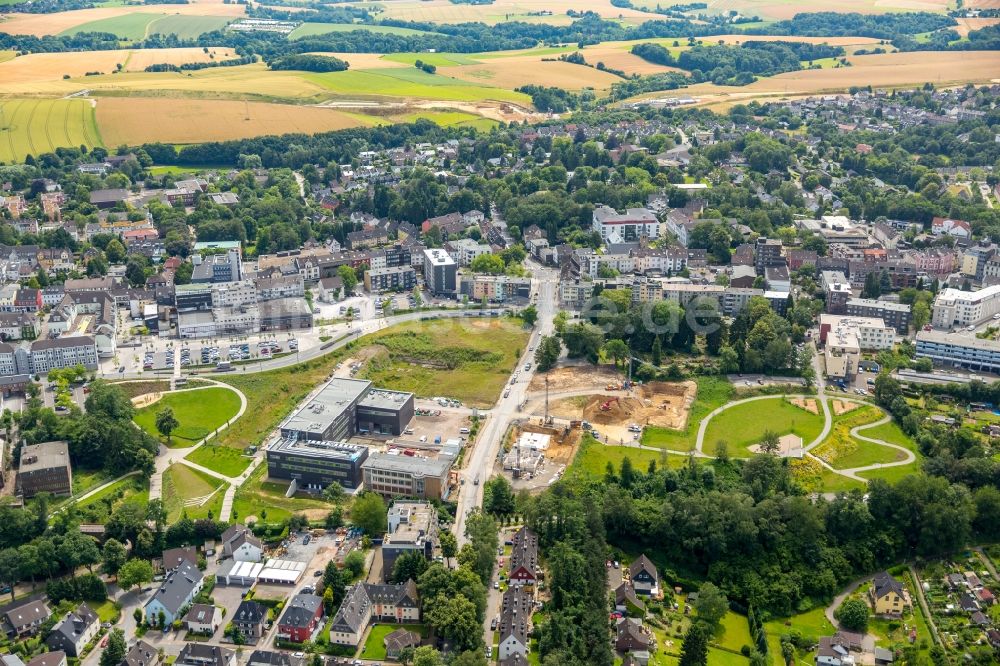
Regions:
[[133, 386, 242, 447], [304, 69, 531, 104], [60, 13, 231, 40], [703, 397, 825, 457], [0, 98, 102, 163], [289, 22, 435, 39]]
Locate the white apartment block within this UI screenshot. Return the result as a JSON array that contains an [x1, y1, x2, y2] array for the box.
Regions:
[[211, 280, 258, 309], [591, 206, 660, 245], [819, 314, 895, 378], [932, 285, 1000, 329]]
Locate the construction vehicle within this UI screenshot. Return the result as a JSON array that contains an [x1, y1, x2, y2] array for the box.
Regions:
[[606, 383, 620, 391], [600, 397, 619, 411]]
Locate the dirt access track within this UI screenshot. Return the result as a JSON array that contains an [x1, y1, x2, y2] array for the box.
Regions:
[[528, 365, 625, 393]]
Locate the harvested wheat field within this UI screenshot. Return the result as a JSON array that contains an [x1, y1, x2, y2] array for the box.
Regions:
[[307, 52, 410, 69], [97, 97, 376, 145], [953, 17, 1000, 36], [441, 59, 623, 91], [789, 397, 819, 414], [124, 47, 239, 71], [373, 0, 652, 24], [833, 400, 863, 415], [0, 2, 245, 36]]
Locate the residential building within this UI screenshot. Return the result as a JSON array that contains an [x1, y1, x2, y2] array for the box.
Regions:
[[384, 628, 420, 659], [755, 238, 783, 273], [931, 216, 971, 239], [629, 555, 659, 596], [382, 502, 438, 582], [277, 594, 324, 643], [423, 249, 457, 297], [916, 330, 1000, 373], [28, 337, 99, 373], [122, 640, 159, 666], [764, 264, 790, 292], [361, 453, 452, 500], [845, 298, 912, 334], [266, 438, 369, 491], [17, 441, 72, 498], [221, 524, 263, 562], [819, 314, 896, 378], [461, 275, 531, 303], [191, 249, 242, 284], [245, 653, 301, 666], [821, 271, 852, 314], [144, 561, 205, 626], [445, 238, 491, 266], [615, 618, 652, 654], [176, 644, 234, 666], [591, 206, 659, 245], [3, 600, 50, 638], [932, 285, 1000, 329], [45, 604, 97, 657], [497, 587, 531, 660], [614, 583, 645, 616], [869, 572, 909, 616], [231, 601, 267, 640], [254, 275, 304, 302], [161, 546, 197, 571], [316, 276, 343, 303], [26, 653, 65, 666], [183, 604, 221, 635], [365, 266, 416, 293], [329, 581, 421, 647], [508, 527, 538, 588]]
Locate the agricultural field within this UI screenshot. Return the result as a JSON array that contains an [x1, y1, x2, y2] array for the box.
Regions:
[[0, 98, 101, 163], [357, 317, 531, 407], [692, 0, 950, 20], [289, 22, 436, 39], [440, 58, 624, 91], [702, 397, 825, 457], [97, 97, 378, 146], [162, 462, 226, 522], [367, 0, 655, 25], [305, 68, 533, 104], [0, 2, 245, 37], [132, 386, 242, 447]]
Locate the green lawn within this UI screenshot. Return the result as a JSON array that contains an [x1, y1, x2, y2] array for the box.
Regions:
[[714, 612, 753, 653], [93, 600, 120, 623], [706, 648, 749, 665], [288, 22, 435, 39], [569, 435, 692, 480], [133, 387, 242, 447], [357, 317, 531, 407], [72, 469, 112, 496], [764, 606, 833, 665], [813, 407, 903, 470], [641, 376, 733, 451], [74, 475, 149, 523], [703, 398, 825, 457], [359, 624, 427, 661], [162, 463, 226, 522], [231, 464, 330, 525], [184, 445, 252, 477]]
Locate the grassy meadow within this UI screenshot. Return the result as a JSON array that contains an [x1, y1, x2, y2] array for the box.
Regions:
[[133, 386, 242, 447]]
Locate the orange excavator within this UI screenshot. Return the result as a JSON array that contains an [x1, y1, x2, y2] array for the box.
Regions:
[[600, 397, 619, 411]]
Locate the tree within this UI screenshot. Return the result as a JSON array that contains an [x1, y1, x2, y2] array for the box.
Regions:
[[323, 482, 344, 503], [155, 407, 179, 443], [521, 304, 538, 327], [424, 594, 481, 652], [338, 264, 358, 296], [439, 531, 457, 566], [116, 558, 153, 595], [105, 239, 126, 264], [759, 430, 780, 454], [693, 582, 728, 629], [323, 560, 346, 605], [412, 646, 445, 666], [351, 492, 387, 535], [483, 476, 515, 516], [100, 629, 127, 666], [534, 335, 561, 372], [0, 549, 20, 600], [835, 598, 869, 632], [344, 550, 365, 579], [391, 551, 430, 584], [679, 623, 709, 666], [603, 339, 629, 369], [470, 254, 505, 275]]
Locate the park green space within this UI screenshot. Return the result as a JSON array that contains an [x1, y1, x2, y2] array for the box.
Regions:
[[290, 22, 436, 39], [359, 624, 428, 661], [357, 317, 531, 407], [75, 475, 149, 523], [569, 434, 691, 480], [162, 463, 226, 522], [812, 406, 900, 469], [185, 445, 251, 477], [304, 69, 531, 104], [59, 14, 232, 40], [640, 376, 732, 451], [0, 98, 102, 163], [133, 386, 242, 447], [702, 397, 825, 457], [231, 465, 330, 525]]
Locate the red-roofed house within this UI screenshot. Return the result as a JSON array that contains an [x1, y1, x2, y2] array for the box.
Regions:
[[931, 217, 971, 239]]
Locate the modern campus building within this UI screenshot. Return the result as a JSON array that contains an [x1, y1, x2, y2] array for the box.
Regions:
[[915, 330, 1000, 374], [932, 285, 1000, 329], [266, 439, 369, 490], [422, 249, 457, 297], [361, 453, 452, 500], [278, 378, 415, 442]]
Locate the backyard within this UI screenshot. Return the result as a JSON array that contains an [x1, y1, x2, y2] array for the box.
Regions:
[[358, 624, 428, 661], [133, 386, 242, 447]]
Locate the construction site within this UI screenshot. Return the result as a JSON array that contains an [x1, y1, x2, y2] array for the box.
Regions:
[[502, 420, 583, 491]]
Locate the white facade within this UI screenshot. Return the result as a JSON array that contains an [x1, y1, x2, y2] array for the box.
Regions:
[[591, 206, 660, 245], [932, 285, 1000, 329]]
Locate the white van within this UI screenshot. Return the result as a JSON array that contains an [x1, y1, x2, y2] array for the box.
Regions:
[[459, 427, 470, 434]]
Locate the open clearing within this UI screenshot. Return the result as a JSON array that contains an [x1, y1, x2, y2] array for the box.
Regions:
[[0, 48, 238, 88], [440, 59, 624, 91], [0, 2, 245, 36], [97, 97, 377, 145], [305, 68, 532, 104], [358, 317, 531, 408], [133, 386, 242, 447], [702, 397, 825, 457], [0, 98, 101, 163]]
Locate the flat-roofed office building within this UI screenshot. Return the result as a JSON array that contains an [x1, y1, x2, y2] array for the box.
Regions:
[[266, 439, 369, 490]]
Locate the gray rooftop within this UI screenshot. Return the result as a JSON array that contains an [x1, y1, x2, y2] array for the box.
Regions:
[[147, 561, 203, 615], [362, 452, 451, 478], [269, 438, 368, 461], [280, 377, 372, 436], [19, 441, 70, 474], [358, 388, 413, 411]]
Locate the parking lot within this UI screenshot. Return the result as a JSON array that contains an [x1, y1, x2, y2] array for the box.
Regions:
[[129, 337, 301, 373]]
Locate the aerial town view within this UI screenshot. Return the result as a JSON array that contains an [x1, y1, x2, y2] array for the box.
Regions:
[[0, 0, 999, 664]]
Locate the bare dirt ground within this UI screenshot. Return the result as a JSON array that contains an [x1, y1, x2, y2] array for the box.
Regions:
[[790, 397, 819, 414], [833, 400, 863, 415], [528, 365, 624, 393], [505, 422, 582, 492], [131, 392, 163, 408]]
